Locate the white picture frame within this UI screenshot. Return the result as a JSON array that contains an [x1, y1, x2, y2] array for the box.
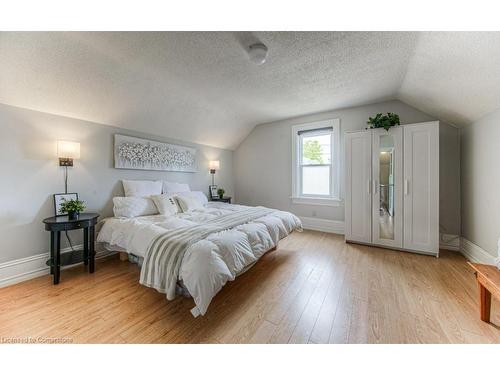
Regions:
[[53, 193, 78, 216], [209, 185, 218, 199]]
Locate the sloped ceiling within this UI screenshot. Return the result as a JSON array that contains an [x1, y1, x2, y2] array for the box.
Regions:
[[1, 32, 499, 150], [398, 32, 500, 126]]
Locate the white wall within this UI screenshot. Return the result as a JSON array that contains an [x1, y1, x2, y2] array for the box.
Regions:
[[439, 122, 461, 236], [234, 99, 460, 235], [460, 108, 500, 257], [0, 103, 234, 263]]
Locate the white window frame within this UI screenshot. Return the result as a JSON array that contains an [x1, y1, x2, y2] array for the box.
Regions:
[[291, 119, 341, 206]]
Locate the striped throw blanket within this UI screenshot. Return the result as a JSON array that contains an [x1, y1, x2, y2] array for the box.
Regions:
[[139, 206, 275, 299]]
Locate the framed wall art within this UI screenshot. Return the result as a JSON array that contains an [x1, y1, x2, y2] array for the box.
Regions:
[[114, 134, 197, 172]]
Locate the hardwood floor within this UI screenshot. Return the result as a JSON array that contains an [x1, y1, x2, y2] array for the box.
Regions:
[[1, 230, 499, 344]]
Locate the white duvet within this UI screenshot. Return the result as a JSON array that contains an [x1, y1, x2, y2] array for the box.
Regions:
[[97, 202, 302, 316]]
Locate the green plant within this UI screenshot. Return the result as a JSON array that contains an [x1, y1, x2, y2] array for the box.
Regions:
[[59, 199, 86, 214], [217, 188, 225, 197], [367, 113, 401, 131]]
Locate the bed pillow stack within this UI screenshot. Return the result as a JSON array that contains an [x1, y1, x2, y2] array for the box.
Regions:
[[161, 181, 208, 212], [114, 180, 209, 217], [113, 180, 163, 218]]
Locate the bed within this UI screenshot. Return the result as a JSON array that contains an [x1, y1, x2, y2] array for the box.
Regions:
[[97, 198, 302, 317]]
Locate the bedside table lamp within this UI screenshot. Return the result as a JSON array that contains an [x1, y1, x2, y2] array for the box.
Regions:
[[208, 160, 220, 185], [57, 140, 80, 193]]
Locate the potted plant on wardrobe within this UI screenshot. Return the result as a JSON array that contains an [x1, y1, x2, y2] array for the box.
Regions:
[[367, 112, 400, 131], [59, 199, 86, 220]]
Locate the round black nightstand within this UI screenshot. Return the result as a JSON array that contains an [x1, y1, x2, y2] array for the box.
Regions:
[[43, 213, 99, 284], [211, 197, 232, 204]]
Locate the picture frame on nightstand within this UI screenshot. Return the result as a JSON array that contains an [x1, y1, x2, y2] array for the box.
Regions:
[[53, 193, 79, 216], [209, 185, 218, 199]]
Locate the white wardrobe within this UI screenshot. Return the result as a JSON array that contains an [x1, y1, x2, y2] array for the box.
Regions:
[[345, 121, 439, 256]]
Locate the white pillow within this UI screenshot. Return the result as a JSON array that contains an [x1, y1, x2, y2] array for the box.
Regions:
[[162, 181, 191, 194], [113, 196, 159, 218], [176, 194, 204, 212], [122, 180, 162, 197], [151, 194, 180, 216], [176, 191, 208, 206]]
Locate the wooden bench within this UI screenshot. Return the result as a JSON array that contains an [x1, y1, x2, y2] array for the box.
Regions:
[[468, 262, 500, 323]]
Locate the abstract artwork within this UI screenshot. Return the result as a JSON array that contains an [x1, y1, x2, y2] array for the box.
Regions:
[[114, 134, 197, 172]]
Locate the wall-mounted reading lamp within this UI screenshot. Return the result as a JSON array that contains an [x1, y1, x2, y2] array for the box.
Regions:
[[57, 140, 80, 193], [208, 160, 220, 186], [58, 140, 80, 167]]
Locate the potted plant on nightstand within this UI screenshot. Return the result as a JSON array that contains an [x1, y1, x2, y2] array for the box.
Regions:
[[59, 199, 86, 220], [217, 188, 225, 199]]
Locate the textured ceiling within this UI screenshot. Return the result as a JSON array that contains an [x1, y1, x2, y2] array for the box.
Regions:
[[1, 32, 499, 149], [398, 32, 500, 126]]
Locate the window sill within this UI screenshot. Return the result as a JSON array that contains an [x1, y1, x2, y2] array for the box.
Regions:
[[290, 196, 343, 207]]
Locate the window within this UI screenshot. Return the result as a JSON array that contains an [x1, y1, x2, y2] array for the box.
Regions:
[[292, 119, 340, 206]]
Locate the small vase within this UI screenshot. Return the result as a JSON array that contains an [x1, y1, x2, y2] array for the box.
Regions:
[[68, 211, 79, 220]]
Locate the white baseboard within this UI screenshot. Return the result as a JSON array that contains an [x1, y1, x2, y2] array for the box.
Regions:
[[0, 244, 115, 288], [299, 216, 344, 235], [460, 238, 496, 265], [440, 233, 461, 251], [297, 223, 498, 266]]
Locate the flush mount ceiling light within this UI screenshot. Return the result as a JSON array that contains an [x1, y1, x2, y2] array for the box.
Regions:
[[248, 43, 268, 65]]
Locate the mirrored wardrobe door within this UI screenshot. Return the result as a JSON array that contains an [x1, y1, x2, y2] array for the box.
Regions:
[[371, 127, 403, 248]]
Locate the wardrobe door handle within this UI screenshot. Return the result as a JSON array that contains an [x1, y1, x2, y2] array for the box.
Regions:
[[404, 179, 409, 195], [368, 180, 371, 194], [373, 180, 378, 194]]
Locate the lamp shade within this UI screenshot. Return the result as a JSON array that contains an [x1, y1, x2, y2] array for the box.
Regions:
[[208, 160, 220, 171], [57, 141, 80, 159]]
